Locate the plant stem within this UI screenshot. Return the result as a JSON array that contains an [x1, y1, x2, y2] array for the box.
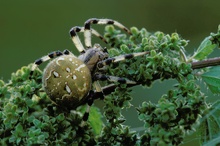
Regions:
[[191, 57, 220, 69], [98, 57, 220, 97]]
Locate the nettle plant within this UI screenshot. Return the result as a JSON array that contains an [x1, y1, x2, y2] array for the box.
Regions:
[[0, 19, 220, 145]]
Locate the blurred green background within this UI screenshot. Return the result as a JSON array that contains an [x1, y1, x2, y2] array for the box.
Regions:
[[1, 1, 220, 145]]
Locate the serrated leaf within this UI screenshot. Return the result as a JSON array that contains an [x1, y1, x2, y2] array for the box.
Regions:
[[201, 66, 220, 94], [198, 100, 220, 145], [193, 36, 216, 60], [89, 106, 103, 135]]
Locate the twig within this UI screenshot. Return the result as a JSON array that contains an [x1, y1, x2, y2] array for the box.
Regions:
[[191, 57, 220, 69], [99, 57, 220, 97]]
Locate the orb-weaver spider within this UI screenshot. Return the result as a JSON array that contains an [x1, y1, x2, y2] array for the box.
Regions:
[[30, 18, 149, 123]]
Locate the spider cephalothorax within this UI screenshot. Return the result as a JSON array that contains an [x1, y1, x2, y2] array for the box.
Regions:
[[30, 18, 149, 122]]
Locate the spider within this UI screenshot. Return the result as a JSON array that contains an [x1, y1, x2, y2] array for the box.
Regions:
[[30, 18, 149, 123]]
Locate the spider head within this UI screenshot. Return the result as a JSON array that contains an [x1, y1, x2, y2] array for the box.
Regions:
[[78, 44, 108, 72]]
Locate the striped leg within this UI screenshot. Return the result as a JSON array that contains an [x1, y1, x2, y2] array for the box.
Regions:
[[81, 73, 137, 125], [29, 50, 71, 78], [81, 89, 103, 126], [81, 95, 94, 126], [93, 73, 136, 84], [69, 27, 85, 54], [93, 81, 105, 100], [69, 26, 108, 53], [84, 18, 132, 48], [97, 51, 151, 69]]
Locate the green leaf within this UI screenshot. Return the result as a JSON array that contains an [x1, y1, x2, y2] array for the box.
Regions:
[[202, 66, 220, 94], [198, 100, 220, 145], [193, 36, 216, 60], [33, 119, 42, 127], [120, 44, 131, 53], [56, 113, 65, 122], [89, 106, 103, 135]]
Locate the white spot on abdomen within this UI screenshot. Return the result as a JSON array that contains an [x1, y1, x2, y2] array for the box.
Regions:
[[53, 71, 59, 77], [73, 75, 77, 80], [65, 82, 71, 94], [83, 83, 87, 87], [66, 67, 71, 72]]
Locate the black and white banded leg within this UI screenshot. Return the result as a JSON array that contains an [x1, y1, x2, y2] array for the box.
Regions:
[[81, 89, 103, 126], [97, 51, 151, 69], [29, 49, 71, 77], [82, 72, 137, 125], [69, 26, 108, 54], [84, 18, 132, 48], [81, 93, 94, 126]]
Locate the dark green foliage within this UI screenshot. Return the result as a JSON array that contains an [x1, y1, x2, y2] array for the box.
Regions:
[[104, 26, 206, 145], [198, 100, 220, 145], [1, 24, 220, 145]]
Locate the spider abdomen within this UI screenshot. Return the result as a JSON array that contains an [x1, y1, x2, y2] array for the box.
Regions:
[[42, 55, 92, 109]]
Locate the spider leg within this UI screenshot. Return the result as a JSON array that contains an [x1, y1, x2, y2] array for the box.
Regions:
[[70, 26, 108, 45], [81, 89, 102, 126], [84, 18, 132, 48], [81, 73, 136, 125], [81, 94, 94, 125], [93, 81, 105, 100], [69, 27, 86, 54], [81, 79, 135, 126], [29, 50, 71, 78], [97, 51, 150, 69], [93, 73, 136, 84], [69, 26, 108, 53], [81, 79, 113, 125]]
